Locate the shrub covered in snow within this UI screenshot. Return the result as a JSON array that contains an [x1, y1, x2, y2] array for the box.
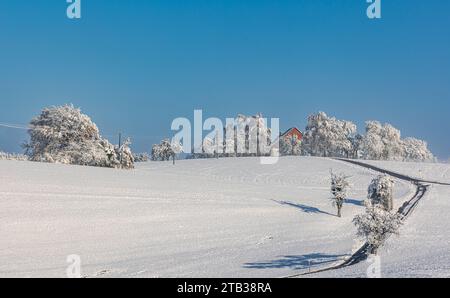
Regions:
[[302, 112, 356, 158], [353, 205, 402, 255], [354, 174, 402, 254], [0, 151, 28, 161], [330, 171, 350, 217], [367, 175, 394, 211], [24, 104, 134, 169], [152, 139, 181, 161], [133, 152, 150, 162], [116, 138, 134, 169]]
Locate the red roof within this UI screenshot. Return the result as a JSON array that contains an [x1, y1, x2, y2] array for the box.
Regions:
[[281, 127, 303, 138]]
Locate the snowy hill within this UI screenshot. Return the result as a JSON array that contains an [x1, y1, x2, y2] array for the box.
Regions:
[[1, 157, 447, 278]]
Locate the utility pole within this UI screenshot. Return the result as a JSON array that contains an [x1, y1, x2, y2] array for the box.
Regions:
[[216, 129, 219, 159], [118, 132, 123, 169]]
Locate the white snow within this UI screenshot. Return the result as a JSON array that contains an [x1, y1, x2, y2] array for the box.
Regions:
[[1, 156, 440, 278]]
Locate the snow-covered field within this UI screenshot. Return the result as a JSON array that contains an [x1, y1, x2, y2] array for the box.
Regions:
[[1, 157, 447, 278]]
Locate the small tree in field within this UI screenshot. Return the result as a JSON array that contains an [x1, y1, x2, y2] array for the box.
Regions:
[[330, 171, 350, 217], [354, 174, 401, 255], [367, 175, 394, 211], [116, 138, 134, 169], [353, 205, 402, 255], [152, 139, 183, 163], [170, 140, 183, 165]]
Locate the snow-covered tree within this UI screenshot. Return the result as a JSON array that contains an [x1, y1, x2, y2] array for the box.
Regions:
[[330, 171, 350, 217], [361, 121, 434, 162], [361, 121, 386, 160], [381, 124, 404, 160], [354, 174, 402, 254], [402, 138, 435, 162], [152, 140, 169, 161], [24, 104, 134, 169], [302, 112, 356, 158], [193, 113, 272, 159], [116, 138, 134, 169], [152, 139, 181, 162], [353, 205, 402, 255], [280, 134, 302, 156], [349, 133, 364, 159], [170, 139, 184, 164], [0, 151, 28, 161], [171, 140, 183, 155], [133, 152, 150, 162], [202, 136, 217, 156], [367, 175, 394, 211]]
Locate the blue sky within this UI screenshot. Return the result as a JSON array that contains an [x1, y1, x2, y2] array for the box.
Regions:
[[0, 0, 449, 159]]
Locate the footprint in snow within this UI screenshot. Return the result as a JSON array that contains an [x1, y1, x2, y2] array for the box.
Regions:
[[257, 235, 274, 245]]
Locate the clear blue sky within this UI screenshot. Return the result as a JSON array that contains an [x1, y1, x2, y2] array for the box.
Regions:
[[0, 0, 449, 159]]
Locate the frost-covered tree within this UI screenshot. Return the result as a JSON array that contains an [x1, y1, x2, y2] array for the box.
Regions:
[[24, 104, 134, 169], [362, 121, 390, 160], [116, 138, 134, 169], [170, 139, 183, 164], [354, 174, 402, 254], [330, 171, 350, 217], [381, 124, 404, 160], [152, 140, 169, 161], [202, 136, 217, 156], [193, 113, 272, 158], [280, 134, 302, 156], [361, 121, 434, 162], [152, 139, 181, 162], [367, 175, 394, 211], [133, 152, 150, 162], [403, 138, 435, 162], [353, 205, 402, 255], [349, 134, 364, 159], [0, 151, 28, 161], [302, 112, 356, 158]]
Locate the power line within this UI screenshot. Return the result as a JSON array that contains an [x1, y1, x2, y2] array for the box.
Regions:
[[0, 122, 29, 130], [0, 122, 172, 143]]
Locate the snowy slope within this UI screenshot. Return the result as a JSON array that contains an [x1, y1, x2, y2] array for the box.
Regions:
[[313, 160, 450, 278], [0, 157, 414, 278]]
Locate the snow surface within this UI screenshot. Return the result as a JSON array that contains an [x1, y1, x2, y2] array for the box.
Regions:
[[0, 157, 423, 278]]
